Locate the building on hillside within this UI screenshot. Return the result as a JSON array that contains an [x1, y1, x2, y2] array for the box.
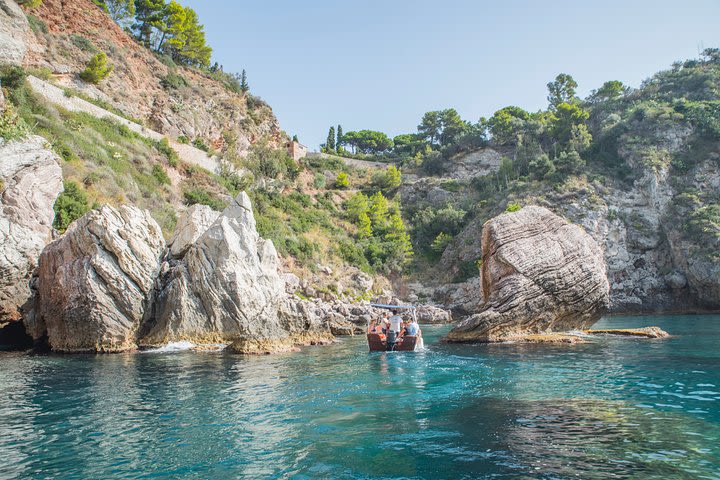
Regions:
[[287, 140, 308, 161]]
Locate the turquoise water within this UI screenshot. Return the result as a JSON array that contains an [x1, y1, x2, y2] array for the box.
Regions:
[[1, 315, 719, 480]]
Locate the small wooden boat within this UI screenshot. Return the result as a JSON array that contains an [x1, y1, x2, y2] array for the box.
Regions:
[[367, 304, 424, 352], [367, 332, 423, 352]]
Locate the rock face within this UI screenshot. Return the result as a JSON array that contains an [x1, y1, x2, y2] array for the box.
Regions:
[[447, 206, 610, 342], [141, 192, 332, 353], [0, 136, 63, 324], [26, 205, 165, 352], [0, 0, 29, 65], [168, 204, 219, 258]]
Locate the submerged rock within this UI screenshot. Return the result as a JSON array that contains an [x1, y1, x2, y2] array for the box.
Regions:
[[26, 205, 165, 352], [585, 327, 669, 338], [0, 136, 63, 324], [140, 192, 332, 353], [447, 206, 609, 343]]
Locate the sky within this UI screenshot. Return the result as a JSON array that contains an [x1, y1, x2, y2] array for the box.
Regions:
[[183, 0, 720, 151]]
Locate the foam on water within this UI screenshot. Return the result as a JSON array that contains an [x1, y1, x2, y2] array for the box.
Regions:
[[143, 340, 197, 353]]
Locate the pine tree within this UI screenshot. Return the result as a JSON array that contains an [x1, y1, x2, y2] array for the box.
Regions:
[[240, 69, 249, 93], [327, 126, 336, 151], [133, 0, 166, 48]]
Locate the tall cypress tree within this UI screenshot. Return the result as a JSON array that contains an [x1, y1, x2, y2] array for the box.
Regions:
[[336, 124, 343, 150], [240, 69, 249, 93], [327, 126, 336, 152]]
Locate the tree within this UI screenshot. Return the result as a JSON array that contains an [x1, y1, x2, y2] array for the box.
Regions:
[[80, 52, 114, 84], [439, 108, 468, 146], [336, 124, 343, 150], [392, 133, 426, 156], [163, 4, 212, 67], [342, 130, 392, 154], [487, 106, 530, 145], [550, 102, 591, 149], [292, 134, 299, 142], [326, 126, 336, 152], [554, 149, 585, 175], [547, 73, 578, 109], [357, 212, 372, 238], [591, 80, 627, 102], [240, 69, 249, 93], [345, 192, 369, 220], [528, 153, 555, 179], [417, 111, 442, 146], [103, 0, 136, 28], [133, 0, 166, 47]]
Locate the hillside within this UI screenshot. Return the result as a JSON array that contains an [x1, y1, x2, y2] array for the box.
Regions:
[[313, 50, 719, 314], [391, 51, 720, 314]]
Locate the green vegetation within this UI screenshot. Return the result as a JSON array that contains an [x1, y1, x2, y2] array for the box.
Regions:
[[53, 181, 91, 233], [334, 172, 350, 189], [80, 53, 114, 84], [0, 104, 30, 141], [17, 0, 43, 8], [343, 192, 413, 273]]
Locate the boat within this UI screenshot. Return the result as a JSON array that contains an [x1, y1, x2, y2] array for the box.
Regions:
[[366, 304, 424, 352]]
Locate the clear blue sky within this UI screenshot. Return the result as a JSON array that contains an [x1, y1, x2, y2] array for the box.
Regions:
[[183, 0, 720, 150]]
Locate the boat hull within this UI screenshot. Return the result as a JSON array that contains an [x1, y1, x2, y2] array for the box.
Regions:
[[367, 333, 421, 352]]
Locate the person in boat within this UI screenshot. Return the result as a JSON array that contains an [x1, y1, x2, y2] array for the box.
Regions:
[[386, 309, 404, 349], [368, 318, 384, 335], [404, 316, 419, 337]]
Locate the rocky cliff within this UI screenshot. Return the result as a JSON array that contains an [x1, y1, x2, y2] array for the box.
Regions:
[[447, 207, 609, 342], [0, 136, 62, 324], [410, 135, 720, 315]]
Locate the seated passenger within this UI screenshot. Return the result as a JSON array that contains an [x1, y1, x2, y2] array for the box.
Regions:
[[405, 318, 419, 337]]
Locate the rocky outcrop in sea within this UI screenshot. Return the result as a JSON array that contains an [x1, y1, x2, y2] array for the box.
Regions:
[[447, 206, 610, 343], [26, 205, 166, 352]]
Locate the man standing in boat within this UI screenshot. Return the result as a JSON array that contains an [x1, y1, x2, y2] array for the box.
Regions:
[[386, 309, 403, 350]]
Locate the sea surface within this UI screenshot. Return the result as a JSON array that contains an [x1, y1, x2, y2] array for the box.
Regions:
[[1, 315, 719, 480]]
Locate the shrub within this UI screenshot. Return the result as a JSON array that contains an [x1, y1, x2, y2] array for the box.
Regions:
[[313, 173, 326, 189], [80, 53, 114, 84], [371, 165, 402, 190], [156, 138, 179, 167], [193, 138, 209, 152], [0, 65, 27, 90], [183, 188, 226, 211], [177, 135, 189, 144], [505, 202, 522, 213], [335, 172, 350, 189], [53, 181, 90, 233], [0, 103, 30, 141], [18, 0, 43, 8], [26, 14, 48, 34], [152, 164, 170, 185], [161, 72, 189, 90], [431, 232, 453, 254], [27, 66, 52, 80], [70, 34, 97, 53]]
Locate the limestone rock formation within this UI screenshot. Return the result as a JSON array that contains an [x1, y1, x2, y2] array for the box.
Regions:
[[141, 192, 332, 353], [0, 136, 63, 324], [26, 205, 165, 351], [168, 204, 219, 258], [447, 206, 610, 342], [0, 0, 29, 65]]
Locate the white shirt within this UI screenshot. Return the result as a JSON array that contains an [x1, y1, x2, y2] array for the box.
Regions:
[[389, 315, 403, 333]]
